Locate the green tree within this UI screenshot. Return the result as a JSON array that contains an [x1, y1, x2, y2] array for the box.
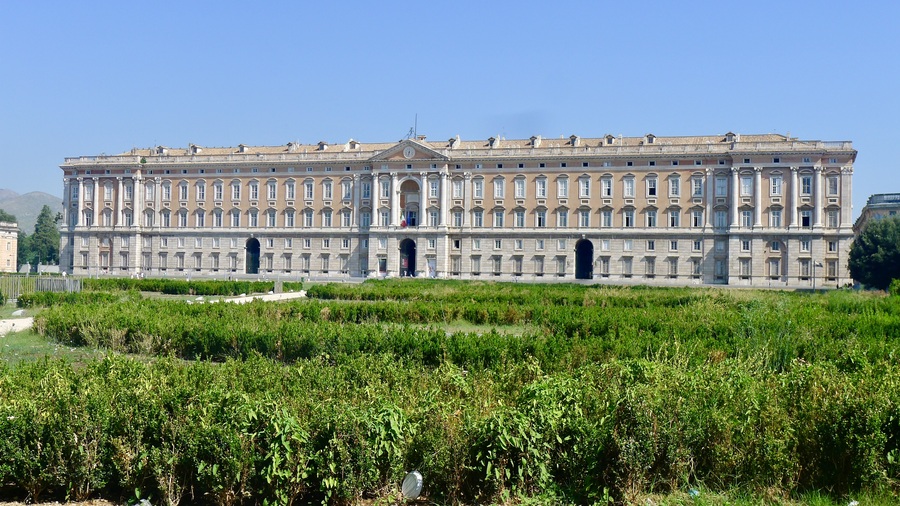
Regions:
[[849, 216, 900, 290], [29, 205, 61, 267], [0, 208, 16, 223]]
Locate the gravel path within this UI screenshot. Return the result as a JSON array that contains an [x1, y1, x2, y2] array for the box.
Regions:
[[0, 317, 34, 336]]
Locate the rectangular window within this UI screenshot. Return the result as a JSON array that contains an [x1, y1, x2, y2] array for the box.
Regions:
[[474, 180, 484, 199], [669, 210, 680, 227], [647, 178, 657, 197], [493, 210, 504, 228], [557, 210, 568, 228], [800, 210, 812, 228], [558, 239, 567, 251], [691, 210, 703, 227], [494, 179, 505, 199], [623, 178, 635, 198], [361, 182, 371, 199], [715, 177, 727, 197], [286, 182, 296, 200], [231, 184, 240, 200], [249, 182, 259, 201], [800, 239, 811, 252], [536, 179, 547, 198], [622, 257, 633, 276], [771, 176, 782, 195], [515, 210, 525, 227], [740, 176, 753, 197], [286, 211, 295, 227], [601, 178, 612, 197], [645, 257, 656, 277], [474, 210, 484, 227], [801, 175, 812, 195], [471, 256, 481, 275], [669, 178, 681, 197], [178, 184, 188, 201], [268, 181, 277, 200], [647, 240, 656, 251], [741, 210, 753, 228], [740, 258, 751, 279], [827, 210, 839, 228], [452, 180, 463, 198], [828, 240, 838, 253], [579, 209, 590, 227], [692, 178, 703, 197], [693, 239, 702, 252], [323, 210, 332, 228], [323, 181, 333, 200], [514, 179, 525, 198], [827, 176, 839, 196], [536, 210, 547, 228], [771, 210, 782, 228], [430, 180, 439, 198], [646, 210, 657, 227], [380, 180, 390, 199], [715, 210, 727, 228], [579, 179, 590, 198], [343, 211, 352, 227], [624, 210, 634, 228], [557, 179, 568, 198], [494, 239, 502, 250], [670, 240, 678, 251], [453, 211, 463, 227], [623, 239, 633, 252], [602, 210, 612, 227]]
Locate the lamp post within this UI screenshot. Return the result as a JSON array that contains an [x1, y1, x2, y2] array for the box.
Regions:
[[813, 261, 823, 291]]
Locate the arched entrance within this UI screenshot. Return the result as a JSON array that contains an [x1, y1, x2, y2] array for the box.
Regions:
[[399, 238, 416, 277], [399, 179, 420, 226], [575, 239, 594, 280], [245, 238, 260, 274]]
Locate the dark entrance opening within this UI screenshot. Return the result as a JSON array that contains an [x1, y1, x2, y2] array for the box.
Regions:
[[575, 239, 594, 280], [245, 238, 260, 274], [399, 238, 416, 277]]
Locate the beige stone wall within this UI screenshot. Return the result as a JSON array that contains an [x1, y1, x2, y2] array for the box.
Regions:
[[58, 135, 856, 287], [0, 222, 18, 273]]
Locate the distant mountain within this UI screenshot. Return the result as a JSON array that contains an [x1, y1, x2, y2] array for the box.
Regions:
[[0, 190, 64, 233]]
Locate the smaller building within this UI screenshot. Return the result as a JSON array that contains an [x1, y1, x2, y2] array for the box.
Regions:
[[854, 193, 900, 233], [0, 221, 18, 273]]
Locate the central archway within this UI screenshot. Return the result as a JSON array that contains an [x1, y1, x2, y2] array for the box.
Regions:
[[399, 238, 416, 277], [575, 239, 594, 280], [245, 238, 260, 274]]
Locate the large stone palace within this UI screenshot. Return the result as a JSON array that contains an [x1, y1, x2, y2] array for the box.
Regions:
[[59, 132, 856, 287]]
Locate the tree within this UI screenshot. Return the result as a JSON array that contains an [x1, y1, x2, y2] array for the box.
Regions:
[[849, 216, 900, 290], [0, 208, 16, 223], [29, 205, 61, 267]]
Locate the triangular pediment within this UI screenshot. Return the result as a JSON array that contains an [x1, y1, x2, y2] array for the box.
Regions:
[[369, 139, 449, 162]]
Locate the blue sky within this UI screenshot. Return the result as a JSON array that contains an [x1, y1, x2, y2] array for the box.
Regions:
[[1, 1, 897, 219]]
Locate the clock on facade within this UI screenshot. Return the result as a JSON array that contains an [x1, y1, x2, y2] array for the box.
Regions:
[[403, 146, 415, 159]]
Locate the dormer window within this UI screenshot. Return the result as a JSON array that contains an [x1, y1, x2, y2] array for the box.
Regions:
[[645, 134, 656, 144], [317, 141, 328, 151], [530, 135, 541, 148], [725, 132, 739, 143], [569, 135, 580, 147], [448, 136, 459, 149], [190, 144, 202, 155], [156, 146, 168, 155], [488, 137, 497, 148], [238, 144, 248, 154], [287, 142, 298, 153], [605, 135, 615, 145]]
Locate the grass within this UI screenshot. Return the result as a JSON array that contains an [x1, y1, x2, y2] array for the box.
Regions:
[[0, 328, 107, 365]]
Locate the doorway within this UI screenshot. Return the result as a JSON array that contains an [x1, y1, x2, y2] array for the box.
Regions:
[[245, 238, 260, 274], [575, 239, 593, 280], [399, 238, 416, 277]]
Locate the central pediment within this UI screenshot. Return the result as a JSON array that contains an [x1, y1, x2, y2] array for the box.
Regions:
[[369, 139, 449, 162]]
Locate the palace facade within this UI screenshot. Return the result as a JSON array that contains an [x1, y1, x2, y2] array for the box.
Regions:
[[59, 132, 856, 287]]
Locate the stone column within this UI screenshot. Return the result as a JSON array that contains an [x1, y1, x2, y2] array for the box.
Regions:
[[77, 178, 85, 227], [840, 166, 853, 227], [351, 174, 359, 227], [390, 172, 399, 226], [93, 177, 101, 226], [133, 174, 143, 227], [463, 173, 472, 227], [116, 177, 124, 226], [439, 168, 449, 226], [814, 166, 824, 227], [730, 168, 739, 227], [754, 167, 762, 227], [790, 167, 799, 228], [419, 172, 428, 227], [704, 168, 714, 228]]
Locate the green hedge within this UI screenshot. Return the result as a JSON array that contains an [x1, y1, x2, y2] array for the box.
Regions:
[[0, 354, 897, 504], [82, 278, 278, 296]]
